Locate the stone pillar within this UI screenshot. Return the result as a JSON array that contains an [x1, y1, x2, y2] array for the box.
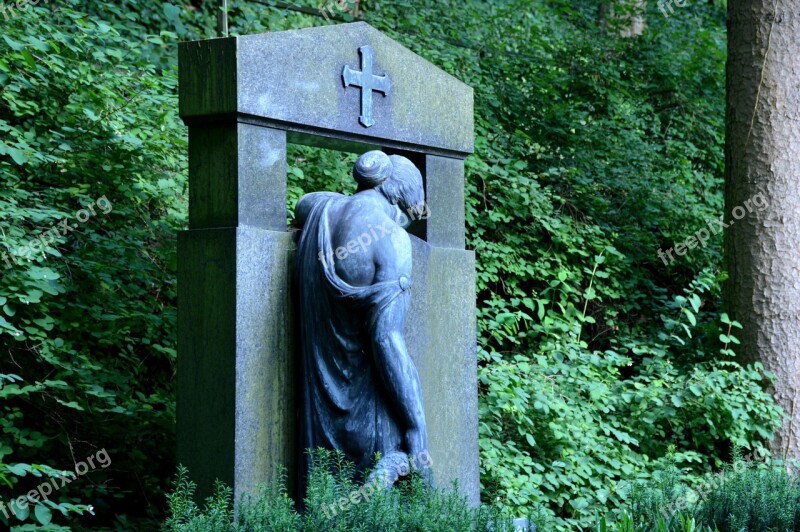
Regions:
[[177, 123, 296, 501]]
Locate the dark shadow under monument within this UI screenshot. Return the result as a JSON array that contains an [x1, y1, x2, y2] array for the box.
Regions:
[[177, 21, 478, 505]]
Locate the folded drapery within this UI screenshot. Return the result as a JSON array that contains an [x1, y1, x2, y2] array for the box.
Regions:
[[295, 193, 411, 481]]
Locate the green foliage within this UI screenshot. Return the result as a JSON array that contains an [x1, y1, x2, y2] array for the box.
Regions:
[[286, 146, 358, 227], [0, 0, 184, 527], [164, 466, 235, 532], [0, 406, 93, 528], [601, 512, 716, 532], [613, 452, 709, 531], [596, 451, 800, 531], [165, 450, 515, 531], [477, 273, 780, 528], [165, 453, 800, 531], [695, 457, 800, 531], [0, 0, 785, 528]]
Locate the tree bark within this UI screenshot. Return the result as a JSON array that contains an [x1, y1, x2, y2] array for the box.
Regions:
[[725, 0, 800, 459], [599, 0, 647, 37]]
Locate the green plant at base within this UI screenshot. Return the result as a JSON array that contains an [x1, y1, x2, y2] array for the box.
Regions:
[[694, 455, 800, 532], [164, 465, 234, 532], [165, 449, 520, 532], [594, 450, 800, 531]]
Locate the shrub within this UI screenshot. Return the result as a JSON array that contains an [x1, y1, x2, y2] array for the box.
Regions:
[[696, 457, 800, 532], [0, 1, 184, 527], [599, 451, 800, 532], [164, 449, 519, 532]]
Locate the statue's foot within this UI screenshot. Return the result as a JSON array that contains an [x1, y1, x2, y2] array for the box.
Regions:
[[365, 447, 434, 491], [366, 451, 409, 489], [418, 462, 434, 489]]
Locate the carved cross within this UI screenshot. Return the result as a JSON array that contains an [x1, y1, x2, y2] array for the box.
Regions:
[[342, 45, 391, 128]]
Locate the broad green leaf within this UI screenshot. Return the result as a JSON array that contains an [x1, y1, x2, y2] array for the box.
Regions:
[[34, 504, 52, 526]]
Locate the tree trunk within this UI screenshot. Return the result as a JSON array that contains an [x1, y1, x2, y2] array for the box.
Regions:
[[725, 0, 800, 459], [599, 0, 647, 37]]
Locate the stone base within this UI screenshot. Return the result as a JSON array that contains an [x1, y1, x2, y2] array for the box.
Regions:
[[177, 227, 296, 502], [408, 237, 479, 505], [178, 229, 478, 507]]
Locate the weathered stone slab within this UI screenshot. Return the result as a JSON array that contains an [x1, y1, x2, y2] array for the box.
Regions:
[[188, 124, 287, 230], [407, 237, 479, 504], [179, 22, 474, 156], [177, 228, 295, 501], [423, 154, 466, 249]]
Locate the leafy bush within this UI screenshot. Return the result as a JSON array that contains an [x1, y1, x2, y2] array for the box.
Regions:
[[598, 451, 800, 532], [164, 449, 517, 532], [0, 1, 185, 527]]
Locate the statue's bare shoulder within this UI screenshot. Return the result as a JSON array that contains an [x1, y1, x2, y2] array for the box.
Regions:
[[295, 151, 422, 289], [334, 194, 411, 286], [294, 191, 342, 228]]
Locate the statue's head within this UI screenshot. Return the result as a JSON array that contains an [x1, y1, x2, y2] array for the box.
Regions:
[[353, 151, 424, 215]]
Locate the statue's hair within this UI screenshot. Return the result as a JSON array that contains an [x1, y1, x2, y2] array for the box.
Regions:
[[353, 151, 424, 211], [378, 155, 424, 210], [353, 151, 392, 188]]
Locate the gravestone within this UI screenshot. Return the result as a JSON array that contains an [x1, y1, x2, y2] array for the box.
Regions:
[[177, 21, 477, 505]]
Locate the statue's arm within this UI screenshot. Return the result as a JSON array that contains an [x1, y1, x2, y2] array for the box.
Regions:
[[370, 294, 427, 456], [368, 228, 427, 454]]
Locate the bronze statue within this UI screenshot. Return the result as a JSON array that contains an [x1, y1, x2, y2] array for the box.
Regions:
[[294, 151, 430, 488]]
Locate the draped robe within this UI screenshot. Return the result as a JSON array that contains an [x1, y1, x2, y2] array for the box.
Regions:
[[295, 193, 412, 477]]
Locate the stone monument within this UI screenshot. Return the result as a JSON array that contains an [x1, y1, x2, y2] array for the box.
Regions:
[[295, 150, 430, 490], [177, 21, 477, 505]]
